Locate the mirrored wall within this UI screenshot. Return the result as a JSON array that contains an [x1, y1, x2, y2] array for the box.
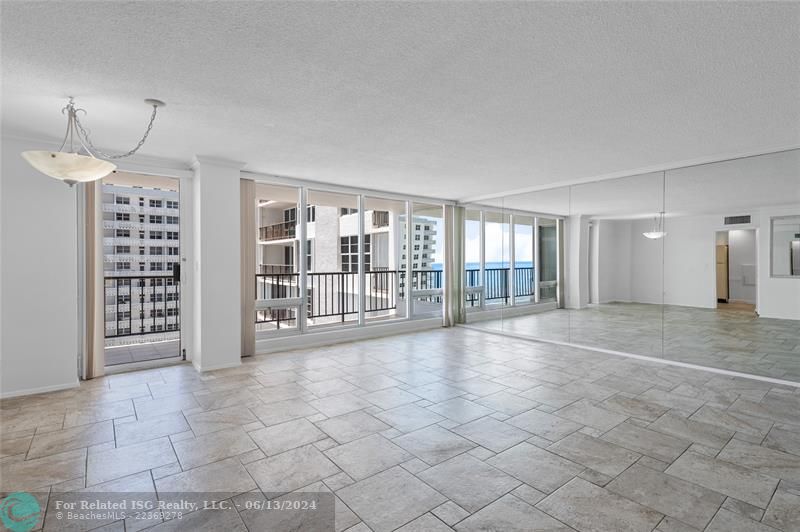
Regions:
[[471, 149, 800, 381]]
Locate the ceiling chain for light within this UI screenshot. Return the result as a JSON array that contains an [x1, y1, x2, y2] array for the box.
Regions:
[[72, 97, 163, 159]]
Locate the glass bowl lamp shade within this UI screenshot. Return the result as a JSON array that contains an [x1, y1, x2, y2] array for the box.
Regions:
[[642, 230, 667, 239], [21, 150, 116, 186], [642, 212, 667, 239]]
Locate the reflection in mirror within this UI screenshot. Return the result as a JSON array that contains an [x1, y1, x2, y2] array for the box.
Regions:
[[464, 149, 799, 384], [464, 209, 483, 311], [484, 211, 511, 307], [538, 218, 558, 302], [772, 216, 800, 277], [470, 187, 569, 339], [567, 172, 665, 356], [514, 216, 535, 305], [663, 149, 800, 380]]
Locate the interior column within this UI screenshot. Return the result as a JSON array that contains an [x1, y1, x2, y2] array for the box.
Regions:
[[191, 156, 244, 371]]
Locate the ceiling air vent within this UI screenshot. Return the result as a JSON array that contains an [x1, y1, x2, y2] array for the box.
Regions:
[[724, 215, 751, 225]]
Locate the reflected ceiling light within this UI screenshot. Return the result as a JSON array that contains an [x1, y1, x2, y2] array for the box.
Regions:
[[22, 97, 165, 186], [258, 200, 276, 206], [643, 212, 667, 239]]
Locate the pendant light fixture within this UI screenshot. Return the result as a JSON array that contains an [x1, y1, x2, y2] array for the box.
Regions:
[[642, 170, 667, 239], [642, 212, 667, 239], [21, 97, 164, 186]]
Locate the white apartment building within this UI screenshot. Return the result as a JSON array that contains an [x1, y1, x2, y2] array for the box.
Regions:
[[102, 182, 181, 347]]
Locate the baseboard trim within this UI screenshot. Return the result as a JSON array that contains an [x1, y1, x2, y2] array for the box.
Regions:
[[0, 380, 80, 399], [460, 325, 800, 388], [192, 359, 242, 373]]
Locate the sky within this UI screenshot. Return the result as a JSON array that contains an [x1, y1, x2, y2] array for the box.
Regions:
[[414, 215, 534, 266], [465, 220, 533, 265]]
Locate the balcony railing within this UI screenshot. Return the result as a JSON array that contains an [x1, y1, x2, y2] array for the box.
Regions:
[[254, 266, 538, 329], [104, 275, 180, 338], [260, 264, 294, 274], [372, 210, 390, 228], [465, 267, 534, 306], [256, 270, 400, 328], [259, 221, 296, 241]]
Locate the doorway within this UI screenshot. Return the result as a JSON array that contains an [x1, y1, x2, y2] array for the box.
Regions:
[[715, 229, 756, 312], [101, 172, 182, 367]]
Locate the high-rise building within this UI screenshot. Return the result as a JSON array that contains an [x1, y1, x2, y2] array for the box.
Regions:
[[102, 182, 180, 347]]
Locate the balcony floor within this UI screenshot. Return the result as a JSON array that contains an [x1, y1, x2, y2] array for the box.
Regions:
[[105, 339, 180, 366]]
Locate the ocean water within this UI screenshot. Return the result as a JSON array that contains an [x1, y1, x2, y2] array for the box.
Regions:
[[431, 261, 533, 270]]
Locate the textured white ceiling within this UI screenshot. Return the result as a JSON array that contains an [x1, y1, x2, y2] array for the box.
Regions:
[[2, 2, 798, 201]]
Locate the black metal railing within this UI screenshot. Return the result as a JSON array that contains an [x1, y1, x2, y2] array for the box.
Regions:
[[466, 269, 482, 307], [366, 270, 397, 313], [254, 266, 538, 327], [464, 267, 535, 306], [104, 275, 180, 338], [259, 220, 296, 241], [308, 272, 358, 321], [514, 267, 535, 298], [256, 270, 400, 328], [483, 268, 510, 304]]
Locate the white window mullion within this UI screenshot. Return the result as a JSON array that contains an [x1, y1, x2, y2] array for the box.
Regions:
[[358, 195, 365, 326], [298, 188, 308, 333], [405, 201, 413, 319], [479, 210, 486, 310], [533, 217, 541, 303], [509, 214, 515, 307]]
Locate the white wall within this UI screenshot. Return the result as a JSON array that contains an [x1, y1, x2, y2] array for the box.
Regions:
[[728, 229, 757, 304], [629, 218, 665, 305], [758, 205, 800, 320], [662, 215, 718, 309], [1, 137, 79, 397], [595, 215, 716, 309], [594, 220, 632, 303]]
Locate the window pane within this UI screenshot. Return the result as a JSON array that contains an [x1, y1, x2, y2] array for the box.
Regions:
[[307, 190, 360, 328], [514, 215, 534, 304], [484, 211, 510, 306], [410, 202, 443, 318], [255, 183, 301, 334]]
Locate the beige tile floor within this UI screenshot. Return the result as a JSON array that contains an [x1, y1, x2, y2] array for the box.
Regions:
[[2, 327, 799, 531], [473, 303, 800, 381]]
